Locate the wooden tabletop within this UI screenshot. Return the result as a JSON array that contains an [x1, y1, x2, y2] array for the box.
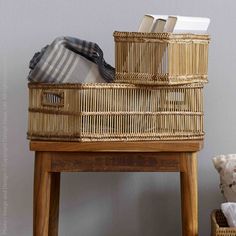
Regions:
[[30, 140, 203, 152]]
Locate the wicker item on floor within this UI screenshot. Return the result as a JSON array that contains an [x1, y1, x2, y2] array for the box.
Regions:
[[211, 209, 236, 236], [114, 32, 210, 85], [28, 82, 204, 142]]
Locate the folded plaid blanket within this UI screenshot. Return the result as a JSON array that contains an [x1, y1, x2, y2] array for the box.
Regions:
[[28, 36, 115, 83]]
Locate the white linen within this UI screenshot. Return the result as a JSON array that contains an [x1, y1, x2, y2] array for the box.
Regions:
[[221, 202, 236, 227]]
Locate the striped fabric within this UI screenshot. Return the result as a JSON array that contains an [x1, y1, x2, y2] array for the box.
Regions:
[[28, 36, 115, 83]]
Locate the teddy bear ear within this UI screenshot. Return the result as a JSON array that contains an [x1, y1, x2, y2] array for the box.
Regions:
[[212, 155, 226, 172]]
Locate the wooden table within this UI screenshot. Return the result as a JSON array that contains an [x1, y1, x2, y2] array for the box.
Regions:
[[30, 140, 203, 236]]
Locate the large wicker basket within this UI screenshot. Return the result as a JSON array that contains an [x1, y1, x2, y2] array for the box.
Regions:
[[211, 209, 236, 236], [28, 82, 204, 142], [114, 32, 210, 85]]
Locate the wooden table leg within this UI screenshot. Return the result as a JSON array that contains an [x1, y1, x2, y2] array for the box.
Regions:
[[33, 152, 61, 236], [49, 172, 60, 236], [180, 152, 198, 236]]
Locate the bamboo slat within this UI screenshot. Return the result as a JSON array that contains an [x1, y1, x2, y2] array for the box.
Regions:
[[28, 83, 204, 142], [114, 32, 210, 85]]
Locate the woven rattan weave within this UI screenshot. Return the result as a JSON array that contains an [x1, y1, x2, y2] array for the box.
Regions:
[[28, 82, 204, 142], [114, 32, 210, 85], [211, 210, 236, 236]]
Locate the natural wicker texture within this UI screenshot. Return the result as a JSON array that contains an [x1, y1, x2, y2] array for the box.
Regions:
[[28, 82, 204, 142], [211, 210, 236, 236], [114, 31, 210, 85]]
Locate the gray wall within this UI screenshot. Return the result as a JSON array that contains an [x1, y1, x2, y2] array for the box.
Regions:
[[0, 0, 233, 235]]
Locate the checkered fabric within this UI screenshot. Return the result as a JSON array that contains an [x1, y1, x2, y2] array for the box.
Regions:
[[28, 36, 115, 83]]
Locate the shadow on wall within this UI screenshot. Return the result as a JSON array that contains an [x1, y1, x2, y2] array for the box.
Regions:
[[199, 185, 224, 236], [60, 172, 181, 236], [136, 189, 181, 236]]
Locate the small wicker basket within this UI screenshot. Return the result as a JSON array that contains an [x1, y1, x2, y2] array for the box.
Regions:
[[114, 31, 210, 85], [211, 209, 236, 236], [28, 82, 204, 142]]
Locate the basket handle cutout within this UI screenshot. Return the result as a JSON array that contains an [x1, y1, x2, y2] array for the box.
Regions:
[[41, 90, 64, 107]]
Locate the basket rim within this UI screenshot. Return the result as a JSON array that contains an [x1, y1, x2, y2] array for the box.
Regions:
[[28, 82, 204, 89], [113, 31, 210, 41]]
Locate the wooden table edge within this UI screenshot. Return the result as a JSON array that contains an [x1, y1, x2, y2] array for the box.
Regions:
[[30, 140, 204, 152]]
